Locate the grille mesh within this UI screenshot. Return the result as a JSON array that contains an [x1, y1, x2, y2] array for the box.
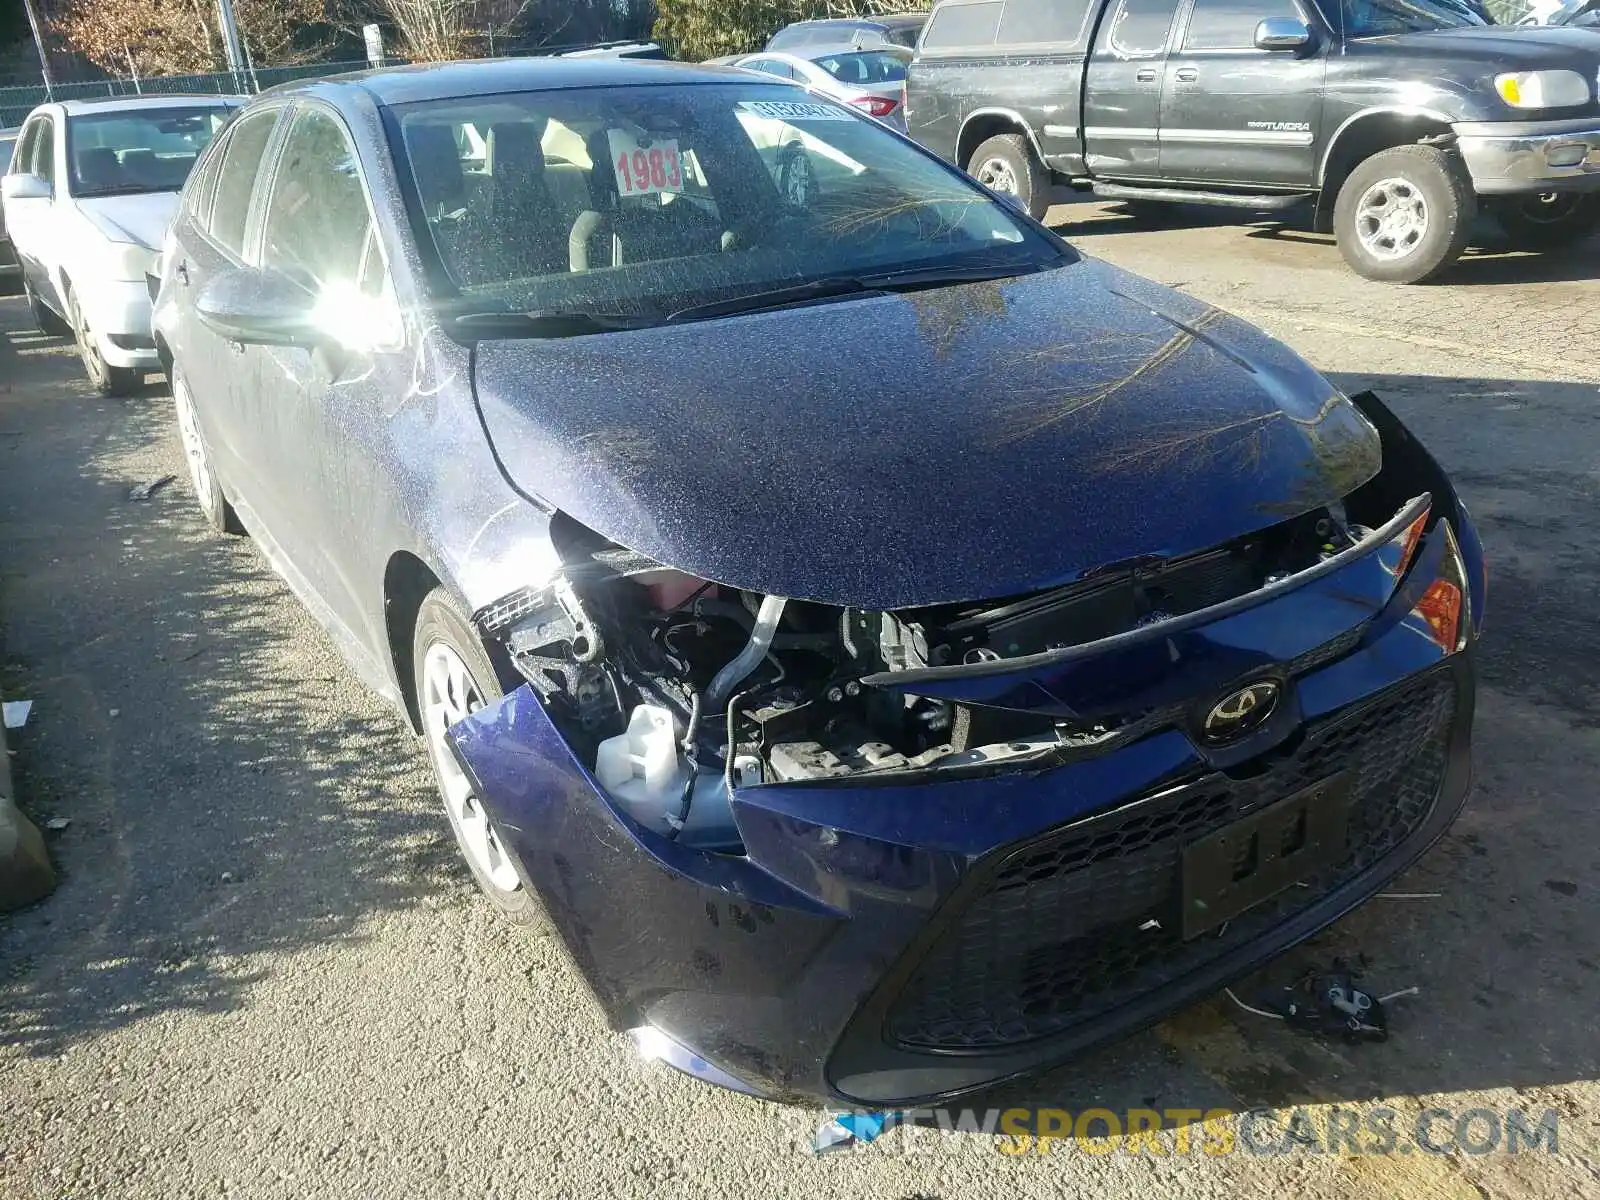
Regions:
[[884, 672, 1455, 1052]]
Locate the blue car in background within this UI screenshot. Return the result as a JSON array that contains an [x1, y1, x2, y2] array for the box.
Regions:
[[152, 58, 1485, 1107]]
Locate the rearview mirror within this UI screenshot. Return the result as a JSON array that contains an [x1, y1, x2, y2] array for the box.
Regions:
[[2, 173, 51, 201], [194, 266, 321, 348], [1255, 17, 1312, 50]]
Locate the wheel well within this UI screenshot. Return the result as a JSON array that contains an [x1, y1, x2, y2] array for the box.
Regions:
[[956, 114, 1032, 171], [384, 551, 441, 734], [1316, 113, 1455, 233]]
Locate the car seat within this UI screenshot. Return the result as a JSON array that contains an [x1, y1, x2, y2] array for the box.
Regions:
[[74, 147, 122, 192], [483, 121, 567, 280]]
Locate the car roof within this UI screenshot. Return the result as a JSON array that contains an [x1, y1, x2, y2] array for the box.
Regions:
[[264, 57, 761, 108], [56, 94, 245, 115], [780, 14, 927, 30], [798, 43, 913, 57]]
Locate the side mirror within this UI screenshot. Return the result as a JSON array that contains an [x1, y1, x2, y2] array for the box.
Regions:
[[195, 266, 321, 347], [2, 173, 51, 201], [1254, 17, 1312, 50]]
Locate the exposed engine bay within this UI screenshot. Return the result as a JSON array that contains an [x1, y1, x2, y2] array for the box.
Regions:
[[475, 500, 1397, 849]]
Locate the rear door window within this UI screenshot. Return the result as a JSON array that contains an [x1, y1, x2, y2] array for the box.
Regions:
[[812, 51, 909, 83], [744, 57, 798, 79], [921, 0, 1005, 49], [183, 135, 225, 231], [209, 107, 281, 257], [9, 120, 39, 177], [1108, 0, 1184, 54]]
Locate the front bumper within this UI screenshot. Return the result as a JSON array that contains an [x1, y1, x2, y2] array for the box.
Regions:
[[76, 277, 160, 369], [447, 395, 1487, 1108], [1454, 117, 1600, 195]]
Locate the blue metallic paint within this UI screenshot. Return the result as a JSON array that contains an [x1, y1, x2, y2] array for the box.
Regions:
[[473, 257, 1382, 609]]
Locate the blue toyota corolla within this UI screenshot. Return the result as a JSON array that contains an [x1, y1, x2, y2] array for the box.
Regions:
[[153, 58, 1484, 1107]]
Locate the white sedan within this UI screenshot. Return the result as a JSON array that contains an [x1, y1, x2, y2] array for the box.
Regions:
[[1, 95, 239, 394], [729, 46, 911, 131]]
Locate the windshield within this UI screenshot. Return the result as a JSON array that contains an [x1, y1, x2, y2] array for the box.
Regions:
[[811, 49, 910, 83], [386, 82, 1064, 325], [66, 106, 232, 197], [1331, 0, 1488, 36]]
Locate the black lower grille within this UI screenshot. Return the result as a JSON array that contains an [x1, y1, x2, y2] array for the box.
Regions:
[[884, 671, 1456, 1052]]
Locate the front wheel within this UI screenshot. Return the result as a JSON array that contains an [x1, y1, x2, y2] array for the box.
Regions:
[[67, 286, 141, 396], [1333, 145, 1476, 283], [966, 133, 1052, 222], [412, 589, 544, 927], [1490, 193, 1599, 251]]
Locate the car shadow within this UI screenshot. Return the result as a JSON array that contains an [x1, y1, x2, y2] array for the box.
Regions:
[[0, 301, 469, 1059]]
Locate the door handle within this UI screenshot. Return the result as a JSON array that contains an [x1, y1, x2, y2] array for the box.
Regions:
[[1175, 67, 1199, 82], [174, 261, 189, 286], [1136, 68, 1157, 83]]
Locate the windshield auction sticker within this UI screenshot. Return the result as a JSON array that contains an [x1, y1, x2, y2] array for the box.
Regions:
[[736, 99, 853, 122], [607, 129, 683, 196]]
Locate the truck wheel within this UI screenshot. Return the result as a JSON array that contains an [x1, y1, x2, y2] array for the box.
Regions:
[[967, 134, 1051, 222], [1490, 193, 1599, 251], [1333, 145, 1475, 283]]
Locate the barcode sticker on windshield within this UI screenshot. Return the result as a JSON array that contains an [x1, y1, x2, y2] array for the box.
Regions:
[[607, 130, 683, 196], [736, 100, 854, 123]]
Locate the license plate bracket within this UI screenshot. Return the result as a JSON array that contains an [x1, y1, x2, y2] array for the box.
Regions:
[[1181, 774, 1353, 941]]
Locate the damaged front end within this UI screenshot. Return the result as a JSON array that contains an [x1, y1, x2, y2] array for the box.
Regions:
[[445, 391, 1482, 1106]]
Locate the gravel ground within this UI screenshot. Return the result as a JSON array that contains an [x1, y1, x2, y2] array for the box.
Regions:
[[2, 207, 1598, 1199]]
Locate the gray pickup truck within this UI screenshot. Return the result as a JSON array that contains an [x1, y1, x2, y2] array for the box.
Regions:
[[904, 0, 1600, 281]]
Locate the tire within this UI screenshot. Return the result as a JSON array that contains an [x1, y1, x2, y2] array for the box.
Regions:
[[1333, 144, 1476, 284], [412, 588, 544, 927], [1490, 193, 1600, 251], [171, 369, 244, 536], [967, 133, 1051, 222], [25, 280, 70, 336], [67, 285, 141, 396]]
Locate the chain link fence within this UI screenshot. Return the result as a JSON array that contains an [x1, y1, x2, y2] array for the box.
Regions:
[[0, 59, 397, 130]]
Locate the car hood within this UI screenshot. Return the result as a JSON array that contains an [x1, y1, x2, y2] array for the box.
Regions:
[[472, 258, 1382, 609], [75, 193, 179, 249], [1364, 24, 1600, 69]]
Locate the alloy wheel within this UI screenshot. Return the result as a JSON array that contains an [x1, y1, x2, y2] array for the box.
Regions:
[[975, 156, 1019, 195], [1354, 178, 1429, 261], [70, 292, 110, 389], [420, 641, 521, 894], [173, 377, 218, 523]]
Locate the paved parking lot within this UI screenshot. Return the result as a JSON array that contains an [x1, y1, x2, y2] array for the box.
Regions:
[[2, 206, 1598, 1199]]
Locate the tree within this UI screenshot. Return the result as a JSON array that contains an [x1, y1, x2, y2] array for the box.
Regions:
[[53, 0, 329, 77], [654, 0, 925, 61], [333, 0, 656, 61]]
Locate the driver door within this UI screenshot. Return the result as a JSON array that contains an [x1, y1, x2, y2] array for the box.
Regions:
[[245, 103, 406, 655], [1158, 0, 1327, 185]]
